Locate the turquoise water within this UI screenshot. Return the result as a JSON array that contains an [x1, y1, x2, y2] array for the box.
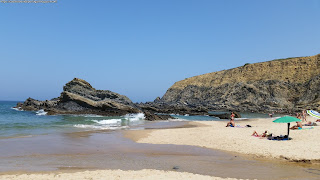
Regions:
[[171, 114, 221, 121], [0, 101, 145, 138], [239, 112, 283, 119]]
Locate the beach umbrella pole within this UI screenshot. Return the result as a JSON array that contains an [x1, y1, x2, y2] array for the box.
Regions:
[[287, 123, 290, 137]]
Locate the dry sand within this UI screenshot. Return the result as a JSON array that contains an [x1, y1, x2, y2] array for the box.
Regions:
[[127, 116, 320, 162], [0, 169, 237, 180]]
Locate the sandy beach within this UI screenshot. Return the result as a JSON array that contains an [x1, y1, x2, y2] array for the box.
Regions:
[[0, 169, 238, 180], [126, 116, 320, 162]]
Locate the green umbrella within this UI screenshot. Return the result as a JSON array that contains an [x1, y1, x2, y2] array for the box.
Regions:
[[273, 116, 301, 139]]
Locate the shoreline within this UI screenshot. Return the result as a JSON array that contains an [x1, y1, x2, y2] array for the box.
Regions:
[[125, 117, 320, 164]]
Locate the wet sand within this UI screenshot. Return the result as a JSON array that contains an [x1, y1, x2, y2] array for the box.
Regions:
[[0, 120, 320, 179]]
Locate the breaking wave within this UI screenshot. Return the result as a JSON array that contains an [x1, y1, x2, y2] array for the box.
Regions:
[[11, 107, 24, 111], [74, 124, 128, 130], [92, 119, 121, 125], [36, 109, 47, 116], [124, 113, 145, 121], [73, 113, 145, 130]]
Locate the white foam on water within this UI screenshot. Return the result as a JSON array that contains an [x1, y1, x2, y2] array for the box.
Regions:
[[92, 119, 121, 125], [84, 114, 104, 117], [73, 124, 128, 130], [73, 113, 145, 130], [69, 114, 104, 117], [234, 118, 249, 121], [124, 113, 145, 121], [11, 107, 24, 111], [184, 114, 189, 116], [170, 118, 187, 122], [36, 109, 47, 116]]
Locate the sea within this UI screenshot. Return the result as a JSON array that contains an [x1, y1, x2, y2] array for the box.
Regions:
[[0, 101, 282, 139]]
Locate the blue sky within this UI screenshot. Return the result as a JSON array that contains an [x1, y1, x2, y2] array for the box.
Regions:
[[1, 0, 320, 102]]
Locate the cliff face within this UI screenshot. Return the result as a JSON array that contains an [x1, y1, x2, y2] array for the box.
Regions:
[[17, 78, 140, 116], [161, 54, 320, 112]]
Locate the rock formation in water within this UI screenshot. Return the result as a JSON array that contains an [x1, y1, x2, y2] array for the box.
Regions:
[[157, 54, 320, 113], [17, 78, 175, 120], [17, 78, 141, 116]]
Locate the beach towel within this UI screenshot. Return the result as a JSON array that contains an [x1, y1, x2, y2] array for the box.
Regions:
[[292, 127, 314, 130], [268, 136, 291, 141], [235, 125, 252, 128], [228, 125, 252, 128], [303, 122, 317, 126], [300, 127, 314, 130]]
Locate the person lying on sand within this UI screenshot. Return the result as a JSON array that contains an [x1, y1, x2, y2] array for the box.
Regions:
[[303, 121, 317, 126], [226, 119, 235, 127], [290, 121, 303, 130], [252, 130, 270, 137]]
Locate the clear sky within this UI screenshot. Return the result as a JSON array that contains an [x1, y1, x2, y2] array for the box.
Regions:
[[1, 0, 320, 102]]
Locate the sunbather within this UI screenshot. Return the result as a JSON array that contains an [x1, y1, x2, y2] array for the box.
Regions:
[[252, 130, 270, 137], [290, 121, 303, 130], [303, 121, 317, 126]]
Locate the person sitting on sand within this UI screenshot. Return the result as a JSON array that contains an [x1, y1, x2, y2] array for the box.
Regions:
[[252, 130, 270, 137], [226, 118, 235, 127], [290, 121, 303, 130]]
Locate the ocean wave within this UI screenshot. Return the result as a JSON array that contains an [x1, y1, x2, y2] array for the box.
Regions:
[[92, 119, 121, 125], [234, 118, 249, 120], [36, 109, 47, 116], [169, 118, 187, 122], [11, 107, 24, 111], [124, 113, 145, 121], [69, 114, 104, 117], [73, 124, 128, 130], [83, 114, 104, 117]]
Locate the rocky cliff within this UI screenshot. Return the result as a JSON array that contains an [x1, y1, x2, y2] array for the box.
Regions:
[[160, 54, 320, 112], [16, 78, 141, 116]]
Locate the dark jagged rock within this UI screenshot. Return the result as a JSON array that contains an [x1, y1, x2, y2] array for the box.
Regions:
[[143, 111, 175, 121], [16, 78, 140, 116], [209, 112, 241, 119], [137, 101, 209, 116]]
